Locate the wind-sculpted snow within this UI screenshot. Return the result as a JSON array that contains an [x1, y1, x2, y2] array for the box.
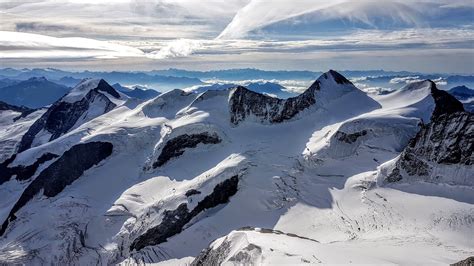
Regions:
[[17, 79, 122, 152], [0, 141, 113, 236]]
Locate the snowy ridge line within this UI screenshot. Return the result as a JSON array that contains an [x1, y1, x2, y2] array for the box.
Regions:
[[0, 70, 472, 264]]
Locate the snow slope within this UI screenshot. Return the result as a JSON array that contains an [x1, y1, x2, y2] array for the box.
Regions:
[[0, 71, 472, 265]]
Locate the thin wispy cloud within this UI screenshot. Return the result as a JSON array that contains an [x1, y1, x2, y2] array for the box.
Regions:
[[0, 0, 473, 73]]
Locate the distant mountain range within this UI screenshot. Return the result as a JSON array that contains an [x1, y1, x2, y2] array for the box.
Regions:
[[0, 77, 70, 108], [188, 81, 296, 98], [112, 83, 161, 100], [0, 68, 203, 90], [448, 85, 474, 112], [1, 68, 474, 110]]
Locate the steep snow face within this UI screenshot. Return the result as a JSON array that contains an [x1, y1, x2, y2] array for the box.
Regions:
[[0, 71, 472, 265], [17, 79, 126, 152], [0, 106, 45, 162], [373, 80, 436, 122]]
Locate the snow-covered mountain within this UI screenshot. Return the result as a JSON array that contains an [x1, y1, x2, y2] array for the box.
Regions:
[[112, 83, 161, 100], [0, 71, 472, 264], [17, 78, 127, 153]]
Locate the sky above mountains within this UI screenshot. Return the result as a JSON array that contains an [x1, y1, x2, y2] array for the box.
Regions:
[[0, 0, 473, 73]]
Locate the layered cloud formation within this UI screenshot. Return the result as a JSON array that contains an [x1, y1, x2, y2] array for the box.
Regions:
[[0, 0, 473, 72]]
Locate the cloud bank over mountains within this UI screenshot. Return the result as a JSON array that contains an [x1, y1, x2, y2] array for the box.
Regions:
[[0, 0, 473, 73]]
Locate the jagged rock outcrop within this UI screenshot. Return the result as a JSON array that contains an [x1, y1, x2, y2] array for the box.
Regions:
[[0, 152, 58, 185], [0, 101, 35, 121], [0, 101, 32, 114], [153, 132, 221, 168], [0, 141, 113, 236], [18, 79, 120, 152], [229, 70, 355, 125], [334, 130, 368, 144], [385, 81, 473, 184], [451, 256, 474, 266], [130, 175, 239, 251], [386, 111, 473, 183], [430, 81, 465, 118]]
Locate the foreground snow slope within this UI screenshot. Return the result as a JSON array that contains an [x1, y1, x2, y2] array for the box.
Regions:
[[0, 71, 472, 264]]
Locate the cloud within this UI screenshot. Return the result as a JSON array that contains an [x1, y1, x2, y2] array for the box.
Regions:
[[2, 27, 473, 62], [146, 39, 203, 59], [1, 0, 473, 73], [217, 0, 473, 39], [0, 31, 144, 59], [390, 76, 447, 86], [0, 0, 247, 39], [15, 22, 81, 33]]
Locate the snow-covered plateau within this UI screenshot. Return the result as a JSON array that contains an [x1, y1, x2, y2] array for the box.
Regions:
[[0, 70, 472, 265]]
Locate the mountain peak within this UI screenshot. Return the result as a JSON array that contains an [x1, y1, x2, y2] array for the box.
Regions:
[[449, 85, 473, 95], [62, 78, 120, 103], [26, 76, 48, 82], [429, 80, 464, 118], [326, 69, 352, 85], [307, 70, 354, 92]]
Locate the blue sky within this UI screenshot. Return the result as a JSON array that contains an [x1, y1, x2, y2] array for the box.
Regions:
[[0, 0, 473, 73]]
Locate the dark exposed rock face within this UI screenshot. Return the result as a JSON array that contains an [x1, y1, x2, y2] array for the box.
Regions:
[[130, 175, 239, 251], [185, 189, 201, 197], [96, 79, 120, 99], [153, 133, 221, 168], [18, 81, 117, 152], [0, 141, 113, 236], [386, 87, 473, 183], [229, 85, 317, 125], [191, 237, 234, 266], [0, 101, 32, 113], [324, 69, 352, 85], [0, 153, 58, 185], [0, 101, 36, 121], [334, 130, 368, 144], [430, 81, 465, 118], [451, 256, 474, 266]]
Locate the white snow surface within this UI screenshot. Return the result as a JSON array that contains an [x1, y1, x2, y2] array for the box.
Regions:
[[0, 74, 472, 265], [0, 109, 45, 162]]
